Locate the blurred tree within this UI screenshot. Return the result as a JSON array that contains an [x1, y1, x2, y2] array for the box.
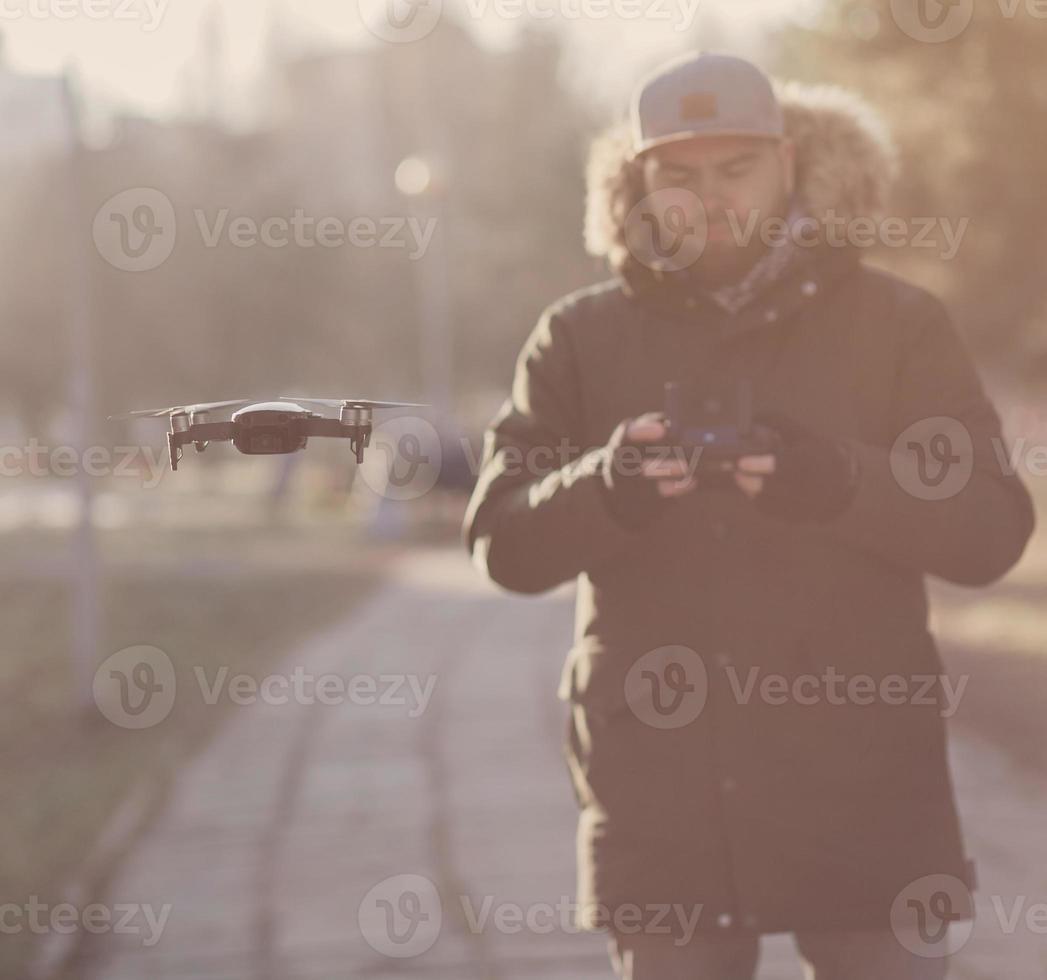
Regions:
[[778, 0, 1047, 378], [1, 26, 601, 430]]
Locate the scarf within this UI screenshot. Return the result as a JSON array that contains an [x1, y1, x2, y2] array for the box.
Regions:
[[705, 200, 810, 316]]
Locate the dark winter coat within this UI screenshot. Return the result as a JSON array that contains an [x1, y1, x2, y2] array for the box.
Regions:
[[462, 82, 1035, 937]]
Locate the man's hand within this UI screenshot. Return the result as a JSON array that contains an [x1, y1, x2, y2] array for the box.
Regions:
[[600, 412, 699, 528], [625, 413, 702, 498], [602, 410, 860, 528], [735, 412, 861, 523], [734, 453, 776, 499]]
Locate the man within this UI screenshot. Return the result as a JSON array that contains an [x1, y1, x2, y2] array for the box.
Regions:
[[462, 52, 1035, 979]]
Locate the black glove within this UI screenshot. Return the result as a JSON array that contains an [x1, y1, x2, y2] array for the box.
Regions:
[[599, 416, 676, 529], [750, 410, 861, 523]]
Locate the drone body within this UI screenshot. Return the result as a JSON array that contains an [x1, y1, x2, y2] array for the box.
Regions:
[[110, 397, 426, 471]]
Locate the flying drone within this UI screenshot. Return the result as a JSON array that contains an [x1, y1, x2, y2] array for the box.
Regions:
[[108, 397, 427, 471]]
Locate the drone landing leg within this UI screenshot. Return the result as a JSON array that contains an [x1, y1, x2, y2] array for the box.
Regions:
[[168, 432, 182, 472], [356, 425, 373, 464]]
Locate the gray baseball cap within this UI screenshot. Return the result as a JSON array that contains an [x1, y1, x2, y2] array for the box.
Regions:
[[630, 51, 784, 159]]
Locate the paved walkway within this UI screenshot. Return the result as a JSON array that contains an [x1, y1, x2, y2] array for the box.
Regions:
[[78, 548, 1046, 979]]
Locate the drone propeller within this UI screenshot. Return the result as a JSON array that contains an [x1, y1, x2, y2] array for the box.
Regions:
[[281, 397, 429, 410], [108, 399, 253, 422]]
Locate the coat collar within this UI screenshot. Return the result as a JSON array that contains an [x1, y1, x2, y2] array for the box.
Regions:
[[620, 242, 862, 341]]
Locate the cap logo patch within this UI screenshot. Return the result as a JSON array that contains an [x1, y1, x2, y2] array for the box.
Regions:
[[680, 92, 718, 120]]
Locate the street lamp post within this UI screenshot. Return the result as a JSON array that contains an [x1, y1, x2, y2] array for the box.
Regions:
[[62, 70, 101, 719], [395, 155, 452, 416]]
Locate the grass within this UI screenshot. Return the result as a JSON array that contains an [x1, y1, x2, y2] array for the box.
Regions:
[[0, 521, 395, 978]]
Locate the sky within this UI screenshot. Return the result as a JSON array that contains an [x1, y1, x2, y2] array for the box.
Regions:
[[0, 0, 820, 123]]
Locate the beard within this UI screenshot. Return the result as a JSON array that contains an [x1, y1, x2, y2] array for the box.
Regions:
[[687, 234, 772, 288], [684, 192, 793, 289]]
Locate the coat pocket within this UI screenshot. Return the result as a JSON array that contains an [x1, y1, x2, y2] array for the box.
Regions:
[[560, 638, 645, 815], [558, 638, 713, 824]]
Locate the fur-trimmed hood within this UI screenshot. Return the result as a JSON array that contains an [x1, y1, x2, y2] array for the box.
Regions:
[[584, 80, 899, 283]]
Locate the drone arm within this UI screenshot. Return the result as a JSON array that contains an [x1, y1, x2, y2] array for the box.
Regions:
[[303, 419, 355, 438], [168, 421, 235, 469], [186, 421, 236, 442], [302, 419, 373, 463]]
